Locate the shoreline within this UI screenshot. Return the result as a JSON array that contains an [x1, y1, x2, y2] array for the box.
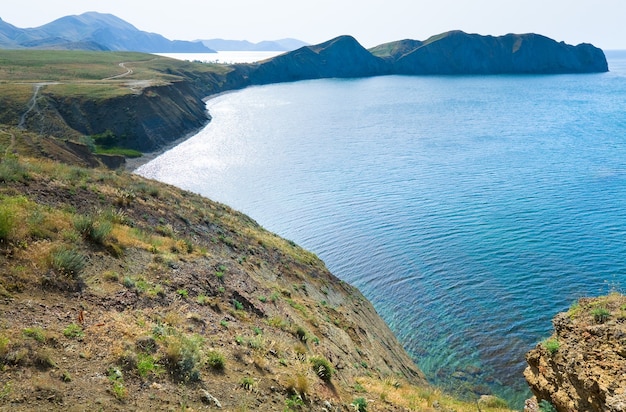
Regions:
[[125, 89, 239, 172]]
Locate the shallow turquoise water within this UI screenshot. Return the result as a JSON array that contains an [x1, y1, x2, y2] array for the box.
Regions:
[[137, 54, 626, 407]]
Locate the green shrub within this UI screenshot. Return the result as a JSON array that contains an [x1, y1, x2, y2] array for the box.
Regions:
[[240, 376, 255, 391], [233, 299, 244, 311], [592, 307, 611, 324], [285, 394, 305, 409], [51, 248, 86, 277], [0, 156, 28, 183], [294, 326, 307, 342], [539, 399, 557, 412], [0, 205, 15, 241], [107, 367, 127, 401], [542, 337, 560, 355], [351, 397, 367, 412], [206, 350, 225, 371], [63, 323, 84, 339], [310, 356, 333, 382], [23, 327, 46, 343], [163, 333, 204, 382], [73, 213, 112, 245], [137, 353, 161, 378]]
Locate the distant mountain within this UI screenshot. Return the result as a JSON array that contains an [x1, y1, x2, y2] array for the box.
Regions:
[[200, 38, 308, 51], [0, 12, 215, 53]]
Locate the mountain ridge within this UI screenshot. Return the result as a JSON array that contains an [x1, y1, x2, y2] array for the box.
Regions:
[[0, 12, 214, 53], [200, 38, 308, 51]]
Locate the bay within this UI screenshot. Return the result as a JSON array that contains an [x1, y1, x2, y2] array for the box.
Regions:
[[136, 53, 626, 407]]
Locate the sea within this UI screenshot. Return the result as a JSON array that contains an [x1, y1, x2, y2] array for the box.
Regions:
[[137, 50, 626, 408]]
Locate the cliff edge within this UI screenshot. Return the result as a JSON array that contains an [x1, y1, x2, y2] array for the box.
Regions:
[[524, 293, 626, 412]]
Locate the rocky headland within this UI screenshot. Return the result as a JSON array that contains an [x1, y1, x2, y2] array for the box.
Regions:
[[524, 293, 626, 412]]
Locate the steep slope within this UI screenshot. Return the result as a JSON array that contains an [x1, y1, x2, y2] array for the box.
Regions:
[[0, 12, 214, 52], [0, 147, 428, 410], [524, 293, 626, 411]]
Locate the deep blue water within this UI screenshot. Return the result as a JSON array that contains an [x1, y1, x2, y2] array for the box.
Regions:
[[137, 54, 626, 407]]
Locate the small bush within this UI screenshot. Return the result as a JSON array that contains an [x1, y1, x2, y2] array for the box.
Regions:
[[592, 307, 611, 324], [0, 156, 28, 183], [240, 376, 255, 391], [285, 394, 305, 409], [286, 374, 309, 398], [539, 399, 557, 412], [108, 367, 127, 401], [137, 353, 161, 378], [351, 397, 368, 412], [74, 213, 112, 245], [23, 327, 46, 343], [51, 247, 86, 277], [294, 326, 307, 342], [162, 333, 204, 382], [233, 299, 244, 311], [206, 350, 225, 371], [0, 205, 15, 241], [63, 323, 84, 339], [542, 338, 560, 355], [310, 356, 333, 382]]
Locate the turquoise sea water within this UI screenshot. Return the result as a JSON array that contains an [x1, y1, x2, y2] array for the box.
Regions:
[[137, 53, 626, 407]]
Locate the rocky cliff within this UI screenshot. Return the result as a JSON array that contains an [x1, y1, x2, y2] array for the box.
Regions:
[[47, 81, 211, 152], [524, 293, 626, 411]]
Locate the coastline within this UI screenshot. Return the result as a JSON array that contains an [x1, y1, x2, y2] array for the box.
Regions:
[[125, 89, 240, 172]]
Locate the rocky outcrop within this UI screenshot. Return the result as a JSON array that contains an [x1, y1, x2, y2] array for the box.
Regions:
[[524, 293, 626, 411]]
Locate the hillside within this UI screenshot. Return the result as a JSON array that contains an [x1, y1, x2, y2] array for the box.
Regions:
[[369, 31, 608, 74], [0, 12, 214, 53], [0, 127, 518, 411]]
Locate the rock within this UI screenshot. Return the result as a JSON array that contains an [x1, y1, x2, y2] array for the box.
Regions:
[[200, 389, 222, 408]]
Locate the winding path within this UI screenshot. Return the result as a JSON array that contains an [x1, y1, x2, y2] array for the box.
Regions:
[[102, 62, 133, 80]]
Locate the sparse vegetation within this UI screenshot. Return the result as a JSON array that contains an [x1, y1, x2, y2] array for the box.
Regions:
[[0, 135, 522, 410]]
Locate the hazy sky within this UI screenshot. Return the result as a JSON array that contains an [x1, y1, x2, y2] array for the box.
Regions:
[[2, 0, 625, 49]]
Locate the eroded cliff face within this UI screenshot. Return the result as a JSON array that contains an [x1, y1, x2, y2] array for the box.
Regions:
[[46, 81, 210, 152], [524, 293, 626, 412]]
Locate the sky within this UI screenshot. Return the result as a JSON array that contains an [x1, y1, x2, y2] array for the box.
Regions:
[[2, 0, 625, 50]]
